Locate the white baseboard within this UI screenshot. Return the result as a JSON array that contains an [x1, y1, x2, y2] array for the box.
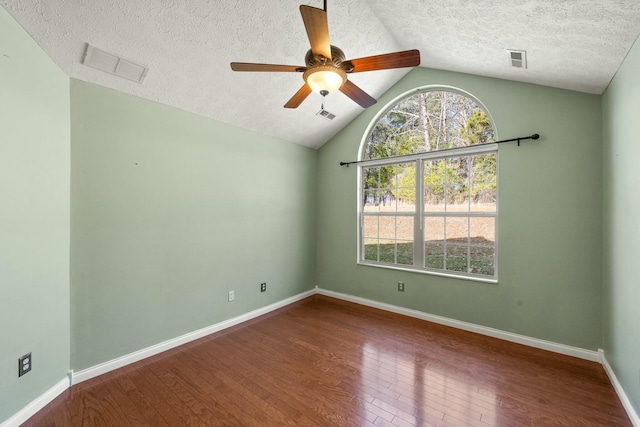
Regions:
[[316, 288, 601, 362], [0, 378, 68, 427], [72, 289, 316, 384], [7, 287, 636, 427], [325, 288, 640, 424], [2, 289, 316, 426], [601, 350, 640, 426]]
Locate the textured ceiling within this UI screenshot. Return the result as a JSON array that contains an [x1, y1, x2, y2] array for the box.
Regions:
[[3, 0, 640, 149]]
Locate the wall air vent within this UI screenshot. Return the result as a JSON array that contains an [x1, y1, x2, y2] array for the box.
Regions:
[[316, 109, 336, 121], [507, 49, 527, 69], [82, 44, 148, 83]]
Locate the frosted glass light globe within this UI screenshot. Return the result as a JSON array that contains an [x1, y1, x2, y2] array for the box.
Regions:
[[304, 67, 346, 93]]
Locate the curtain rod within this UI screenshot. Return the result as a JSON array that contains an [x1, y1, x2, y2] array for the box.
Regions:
[[339, 133, 540, 167]]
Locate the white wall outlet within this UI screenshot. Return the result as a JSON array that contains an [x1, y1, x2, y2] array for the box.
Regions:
[[398, 282, 405, 292], [228, 290, 235, 302]]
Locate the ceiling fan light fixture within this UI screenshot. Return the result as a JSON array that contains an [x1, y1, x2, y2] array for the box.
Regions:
[[230, 2, 420, 109], [304, 66, 346, 93]]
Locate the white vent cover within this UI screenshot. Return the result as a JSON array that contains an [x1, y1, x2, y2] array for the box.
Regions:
[[316, 109, 336, 120], [82, 44, 148, 83], [507, 49, 527, 69]]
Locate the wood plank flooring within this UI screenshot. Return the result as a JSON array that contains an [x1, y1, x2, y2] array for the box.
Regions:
[[23, 295, 631, 426]]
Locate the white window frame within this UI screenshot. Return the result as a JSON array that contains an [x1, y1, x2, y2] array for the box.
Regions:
[[356, 87, 498, 283]]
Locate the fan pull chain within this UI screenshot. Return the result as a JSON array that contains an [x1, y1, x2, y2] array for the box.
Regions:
[[320, 89, 329, 110]]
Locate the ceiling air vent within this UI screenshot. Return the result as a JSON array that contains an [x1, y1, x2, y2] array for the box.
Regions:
[[316, 109, 336, 121], [507, 49, 527, 69], [82, 44, 148, 83]]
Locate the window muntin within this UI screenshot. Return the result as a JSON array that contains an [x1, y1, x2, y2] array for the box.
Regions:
[[359, 89, 497, 281]]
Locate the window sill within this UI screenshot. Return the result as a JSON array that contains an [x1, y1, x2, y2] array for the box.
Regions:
[[358, 261, 498, 284]]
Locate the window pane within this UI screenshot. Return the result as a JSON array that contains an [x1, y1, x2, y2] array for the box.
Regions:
[[424, 216, 445, 269], [424, 159, 445, 212], [445, 183, 469, 212], [445, 217, 468, 245], [424, 160, 445, 184], [425, 243, 444, 269], [363, 238, 379, 262], [363, 189, 381, 212], [424, 216, 445, 243], [375, 191, 395, 210], [397, 241, 414, 265], [363, 167, 381, 189], [396, 216, 414, 265], [444, 158, 467, 209], [469, 217, 495, 245], [378, 243, 396, 263], [392, 163, 416, 213], [363, 166, 382, 213], [378, 216, 396, 242], [424, 185, 445, 211], [472, 154, 497, 183], [446, 245, 468, 272], [470, 246, 495, 276], [363, 216, 379, 241], [363, 216, 380, 262], [446, 256, 468, 272], [470, 153, 497, 212], [470, 183, 496, 212], [396, 216, 414, 240]]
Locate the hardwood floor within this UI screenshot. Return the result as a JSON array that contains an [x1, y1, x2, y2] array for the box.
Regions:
[[23, 295, 631, 426]]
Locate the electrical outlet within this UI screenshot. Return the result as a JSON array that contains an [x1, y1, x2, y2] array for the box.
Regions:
[[398, 282, 404, 292], [260, 282, 267, 292], [18, 353, 32, 377], [228, 290, 235, 302]]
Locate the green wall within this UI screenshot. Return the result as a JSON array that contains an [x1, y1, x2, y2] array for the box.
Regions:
[[4, 3, 639, 422], [70, 79, 317, 370], [317, 68, 603, 350], [0, 7, 70, 423], [603, 36, 640, 414]]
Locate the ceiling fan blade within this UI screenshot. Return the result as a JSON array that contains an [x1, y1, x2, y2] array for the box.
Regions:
[[299, 5, 331, 60], [284, 84, 313, 108], [230, 62, 305, 72], [347, 49, 421, 73], [340, 80, 377, 108]]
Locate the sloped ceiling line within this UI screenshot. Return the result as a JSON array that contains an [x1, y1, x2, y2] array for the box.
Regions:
[[2, 0, 640, 149]]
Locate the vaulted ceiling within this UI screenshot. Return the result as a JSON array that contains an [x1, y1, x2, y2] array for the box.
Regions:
[[3, 0, 640, 148]]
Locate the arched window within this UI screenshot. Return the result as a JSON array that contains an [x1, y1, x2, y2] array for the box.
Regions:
[[358, 88, 498, 281]]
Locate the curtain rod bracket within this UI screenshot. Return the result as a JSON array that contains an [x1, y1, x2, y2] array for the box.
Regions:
[[517, 134, 540, 146]]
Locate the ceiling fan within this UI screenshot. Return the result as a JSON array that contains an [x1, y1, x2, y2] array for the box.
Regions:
[[230, 0, 420, 109]]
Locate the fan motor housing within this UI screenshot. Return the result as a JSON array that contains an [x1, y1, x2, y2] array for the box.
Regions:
[[305, 45, 353, 72]]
